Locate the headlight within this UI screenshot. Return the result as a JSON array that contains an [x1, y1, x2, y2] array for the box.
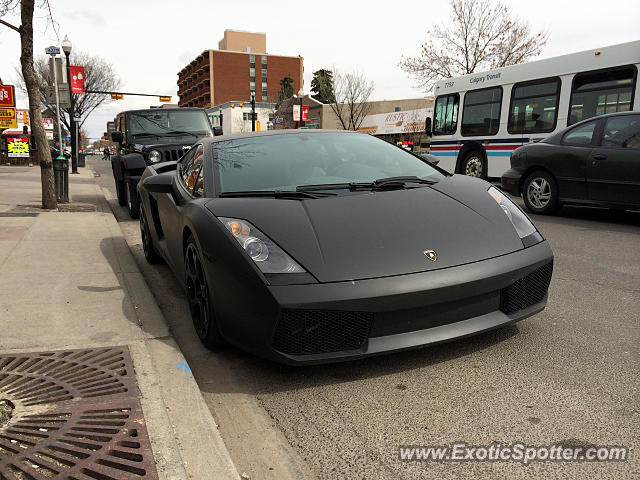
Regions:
[[219, 217, 306, 273], [148, 150, 162, 163], [488, 186, 536, 239]]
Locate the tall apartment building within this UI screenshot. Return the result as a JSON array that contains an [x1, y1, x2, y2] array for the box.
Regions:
[[177, 30, 304, 108]]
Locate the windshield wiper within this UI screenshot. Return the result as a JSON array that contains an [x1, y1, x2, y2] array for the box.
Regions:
[[372, 176, 436, 187], [297, 176, 436, 193], [132, 132, 161, 138], [166, 130, 199, 138], [219, 190, 336, 199]]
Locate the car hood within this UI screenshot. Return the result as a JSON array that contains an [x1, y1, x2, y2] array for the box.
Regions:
[[205, 175, 526, 283]]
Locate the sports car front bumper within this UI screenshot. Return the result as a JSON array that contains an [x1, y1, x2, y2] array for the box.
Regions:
[[216, 240, 553, 365]]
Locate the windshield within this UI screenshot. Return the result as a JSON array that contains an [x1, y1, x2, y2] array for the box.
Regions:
[[213, 132, 446, 194], [127, 110, 211, 136]]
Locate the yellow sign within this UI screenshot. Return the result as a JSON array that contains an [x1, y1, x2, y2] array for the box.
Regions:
[[159, 96, 172, 102], [111, 93, 124, 100], [0, 107, 16, 128], [7, 138, 29, 157]]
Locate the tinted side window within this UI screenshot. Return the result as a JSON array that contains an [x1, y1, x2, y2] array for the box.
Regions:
[[569, 66, 636, 125], [461, 87, 502, 136], [602, 115, 640, 150], [182, 145, 204, 193], [508, 77, 560, 134], [179, 146, 198, 185], [433, 94, 459, 135], [562, 121, 597, 146]]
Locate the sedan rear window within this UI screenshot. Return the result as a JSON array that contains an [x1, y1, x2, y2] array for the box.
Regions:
[[212, 133, 445, 193]]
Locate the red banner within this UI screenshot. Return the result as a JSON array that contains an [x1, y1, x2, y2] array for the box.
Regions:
[[69, 65, 85, 94], [301, 105, 309, 122], [0, 84, 15, 107]]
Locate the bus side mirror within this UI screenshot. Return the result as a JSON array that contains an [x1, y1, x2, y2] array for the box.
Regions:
[[425, 117, 432, 137]]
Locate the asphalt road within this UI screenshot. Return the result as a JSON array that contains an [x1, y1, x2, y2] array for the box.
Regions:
[[90, 157, 639, 480]]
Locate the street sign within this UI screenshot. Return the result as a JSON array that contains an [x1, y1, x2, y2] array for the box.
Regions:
[[70, 65, 85, 93], [16, 110, 30, 125], [45, 85, 71, 108], [159, 96, 171, 102], [301, 105, 309, 122], [0, 85, 15, 107], [46, 46, 60, 55], [0, 107, 17, 129], [111, 93, 124, 100]]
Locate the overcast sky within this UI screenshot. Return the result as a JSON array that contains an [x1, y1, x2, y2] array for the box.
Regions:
[[0, 0, 638, 139]]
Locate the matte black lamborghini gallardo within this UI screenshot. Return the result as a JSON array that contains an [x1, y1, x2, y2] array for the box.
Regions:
[[138, 130, 553, 365]]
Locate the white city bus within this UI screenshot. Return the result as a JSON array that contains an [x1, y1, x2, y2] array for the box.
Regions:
[[428, 41, 640, 178]]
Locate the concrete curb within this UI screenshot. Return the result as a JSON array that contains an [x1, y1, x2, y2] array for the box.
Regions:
[[91, 166, 239, 479]]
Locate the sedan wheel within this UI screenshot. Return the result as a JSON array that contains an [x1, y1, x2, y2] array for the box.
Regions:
[[522, 170, 559, 215], [462, 152, 484, 178], [185, 239, 225, 349]]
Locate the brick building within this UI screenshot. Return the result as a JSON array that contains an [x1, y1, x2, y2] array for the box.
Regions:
[[177, 30, 304, 108]]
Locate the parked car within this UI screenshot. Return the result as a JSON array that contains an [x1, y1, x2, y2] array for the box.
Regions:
[[137, 130, 553, 365], [110, 107, 213, 218], [501, 112, 640, 214]]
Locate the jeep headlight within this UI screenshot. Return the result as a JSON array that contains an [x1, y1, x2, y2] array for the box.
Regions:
[[148, 150, 162, 163], [219, 217, 305, 274], [488, 186, 536, 239]]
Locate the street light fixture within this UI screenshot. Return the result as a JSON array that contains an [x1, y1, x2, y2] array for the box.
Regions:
[[250, 90, 256, 132], [298, 87, 304, 128], [61, 35, 78, 174]]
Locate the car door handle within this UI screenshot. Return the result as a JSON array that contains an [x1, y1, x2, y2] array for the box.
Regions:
[[593, 154, 607, 160]]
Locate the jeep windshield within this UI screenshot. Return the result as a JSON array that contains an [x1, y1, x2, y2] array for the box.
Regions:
[[127, 110, 211, 137]]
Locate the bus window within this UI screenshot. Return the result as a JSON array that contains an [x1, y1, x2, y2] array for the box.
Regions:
[[433, 94, 459, 135], [508, 77, 560, 134], [568, 66, 636, 125], [461, 86, 502, 136]]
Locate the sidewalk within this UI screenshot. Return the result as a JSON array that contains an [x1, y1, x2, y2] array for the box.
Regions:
[[0, 164, 239, 479]]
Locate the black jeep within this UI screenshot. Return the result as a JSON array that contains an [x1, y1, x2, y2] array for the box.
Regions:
[[110, 107, 213, 218]]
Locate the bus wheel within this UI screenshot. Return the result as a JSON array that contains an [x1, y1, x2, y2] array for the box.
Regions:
[[461, 151, 485, 178]]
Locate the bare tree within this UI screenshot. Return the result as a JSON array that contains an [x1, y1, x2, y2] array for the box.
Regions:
[[399, 0, 548, 91], [1, 0, 56, 208], [329, 69, 375, 130], [16, 51, 120, 132]]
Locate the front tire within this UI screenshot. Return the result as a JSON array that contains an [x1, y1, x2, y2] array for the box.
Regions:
[[115, 177, 127, 206], [461, 151, 485, 178], [522, 170, 559, 215], [185, 237, 225, 350], [126, 179, 140, 219], [140, 206, 161, 264]]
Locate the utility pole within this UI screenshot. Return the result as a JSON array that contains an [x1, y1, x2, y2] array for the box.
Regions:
[[46, 47, 64, 157], [61, 36, 78, 174], [251, 90, 256, 132]]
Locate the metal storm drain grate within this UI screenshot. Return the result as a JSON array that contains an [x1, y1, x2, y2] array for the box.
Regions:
[[0, 347, 158, 479]]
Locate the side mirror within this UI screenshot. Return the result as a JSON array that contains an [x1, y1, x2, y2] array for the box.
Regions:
[[142, 174, 173, 194], [424, 117, 432, 137], [213, 126, 223, 136], [111, 131, 123, 144]]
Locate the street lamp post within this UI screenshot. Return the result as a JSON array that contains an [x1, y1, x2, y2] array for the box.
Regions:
[[250, 90, 256, 132], [298, 87, 304, 128], [61, 35, 78, 174]]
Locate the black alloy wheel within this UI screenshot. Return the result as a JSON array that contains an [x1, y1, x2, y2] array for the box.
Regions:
[[185, 238, 225, 349], [115, 178, 127, 206], [126, 180, 140, 219]]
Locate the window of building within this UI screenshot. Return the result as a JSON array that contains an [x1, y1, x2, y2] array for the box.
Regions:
[[250, 67, 255, 77], [262, 70, 267, 80], [601, 115, 640, 149], [568, 66, 636, 125], [433, 94, 459, 136], [250, 54, 255, 63], [250, 81, 255, 90], [562, 120, 597, 146], [262, 81, 267, 89], [243, 112, 252, 121], [461, 86, 502, 136], [508, 77, 560, 134], [262, 96, 268, 102], [261, 55, 267, 64]]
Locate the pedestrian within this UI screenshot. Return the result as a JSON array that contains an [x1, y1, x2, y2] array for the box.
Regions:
[[103, 147, 110, 161]]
